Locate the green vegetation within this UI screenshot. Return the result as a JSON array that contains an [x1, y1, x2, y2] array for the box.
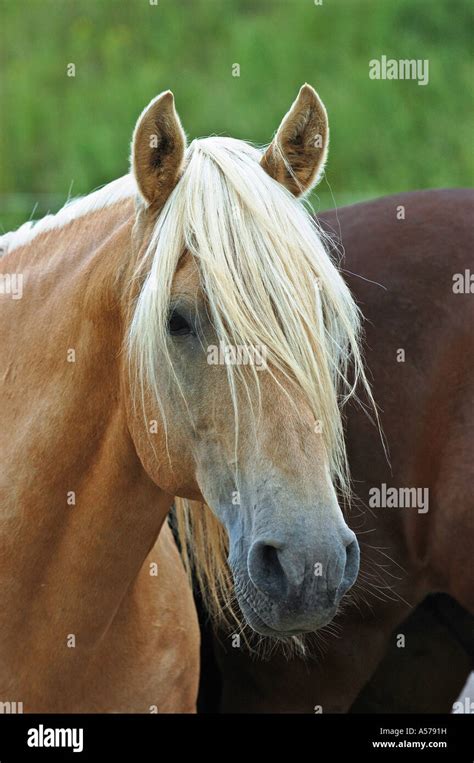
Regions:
[[1, 0, 472, 231]]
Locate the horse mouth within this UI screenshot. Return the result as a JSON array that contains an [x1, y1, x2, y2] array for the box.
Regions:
[[234, 576, 336, 639]]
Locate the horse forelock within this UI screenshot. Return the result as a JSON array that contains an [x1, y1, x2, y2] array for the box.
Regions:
[[130, 135, 369, 490]]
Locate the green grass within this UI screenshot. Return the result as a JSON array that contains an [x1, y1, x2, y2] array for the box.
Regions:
[[1, 0, 472, 231]]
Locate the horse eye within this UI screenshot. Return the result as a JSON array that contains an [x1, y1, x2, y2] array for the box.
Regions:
[[168, 310, 193, 336]]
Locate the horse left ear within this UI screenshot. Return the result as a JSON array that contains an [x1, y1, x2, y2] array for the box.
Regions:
[[261, 84, 329, 196], [131, 90, 187, 209]]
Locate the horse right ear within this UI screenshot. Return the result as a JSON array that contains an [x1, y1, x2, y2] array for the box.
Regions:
[[260, 84, 329, 197], [131, 91, 187, 210]]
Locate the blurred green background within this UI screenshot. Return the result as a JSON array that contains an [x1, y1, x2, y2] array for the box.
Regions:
[[1, 0, 472, 232]]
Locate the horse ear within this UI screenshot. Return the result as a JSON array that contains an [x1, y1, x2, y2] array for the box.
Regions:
[[131, 91, 186, 209], [260, 84, 329, 196]]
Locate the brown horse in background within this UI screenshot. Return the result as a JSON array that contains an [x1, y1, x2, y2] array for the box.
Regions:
[[196, 188, 474, 712]]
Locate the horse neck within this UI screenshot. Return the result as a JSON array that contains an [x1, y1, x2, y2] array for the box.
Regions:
[[0, 201, 170, 695]]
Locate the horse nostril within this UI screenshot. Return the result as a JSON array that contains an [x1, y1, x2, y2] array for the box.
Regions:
[[248, 533, 360, 607], [248, 540, 288, 599], [340, 537, 360, 593], [259, 544, 281, 577]]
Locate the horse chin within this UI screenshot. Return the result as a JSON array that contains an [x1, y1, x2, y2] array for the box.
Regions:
[[234, 576, 338, 640]]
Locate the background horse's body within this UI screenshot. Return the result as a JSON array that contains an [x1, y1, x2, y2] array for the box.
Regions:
[[0, 198, 199, 712], [207, 188, 474, 712]]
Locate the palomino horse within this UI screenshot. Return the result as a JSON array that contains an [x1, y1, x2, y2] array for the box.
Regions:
[[0, 85, 372, 711], [199, 187, 474, 712]]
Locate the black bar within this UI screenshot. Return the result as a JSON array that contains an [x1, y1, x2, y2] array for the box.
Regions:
[[0, 713, 471, 761]]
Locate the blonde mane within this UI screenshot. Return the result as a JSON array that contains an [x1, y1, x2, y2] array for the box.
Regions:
[[0, 175, 136, 256], [128, 135, 374, 627]]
